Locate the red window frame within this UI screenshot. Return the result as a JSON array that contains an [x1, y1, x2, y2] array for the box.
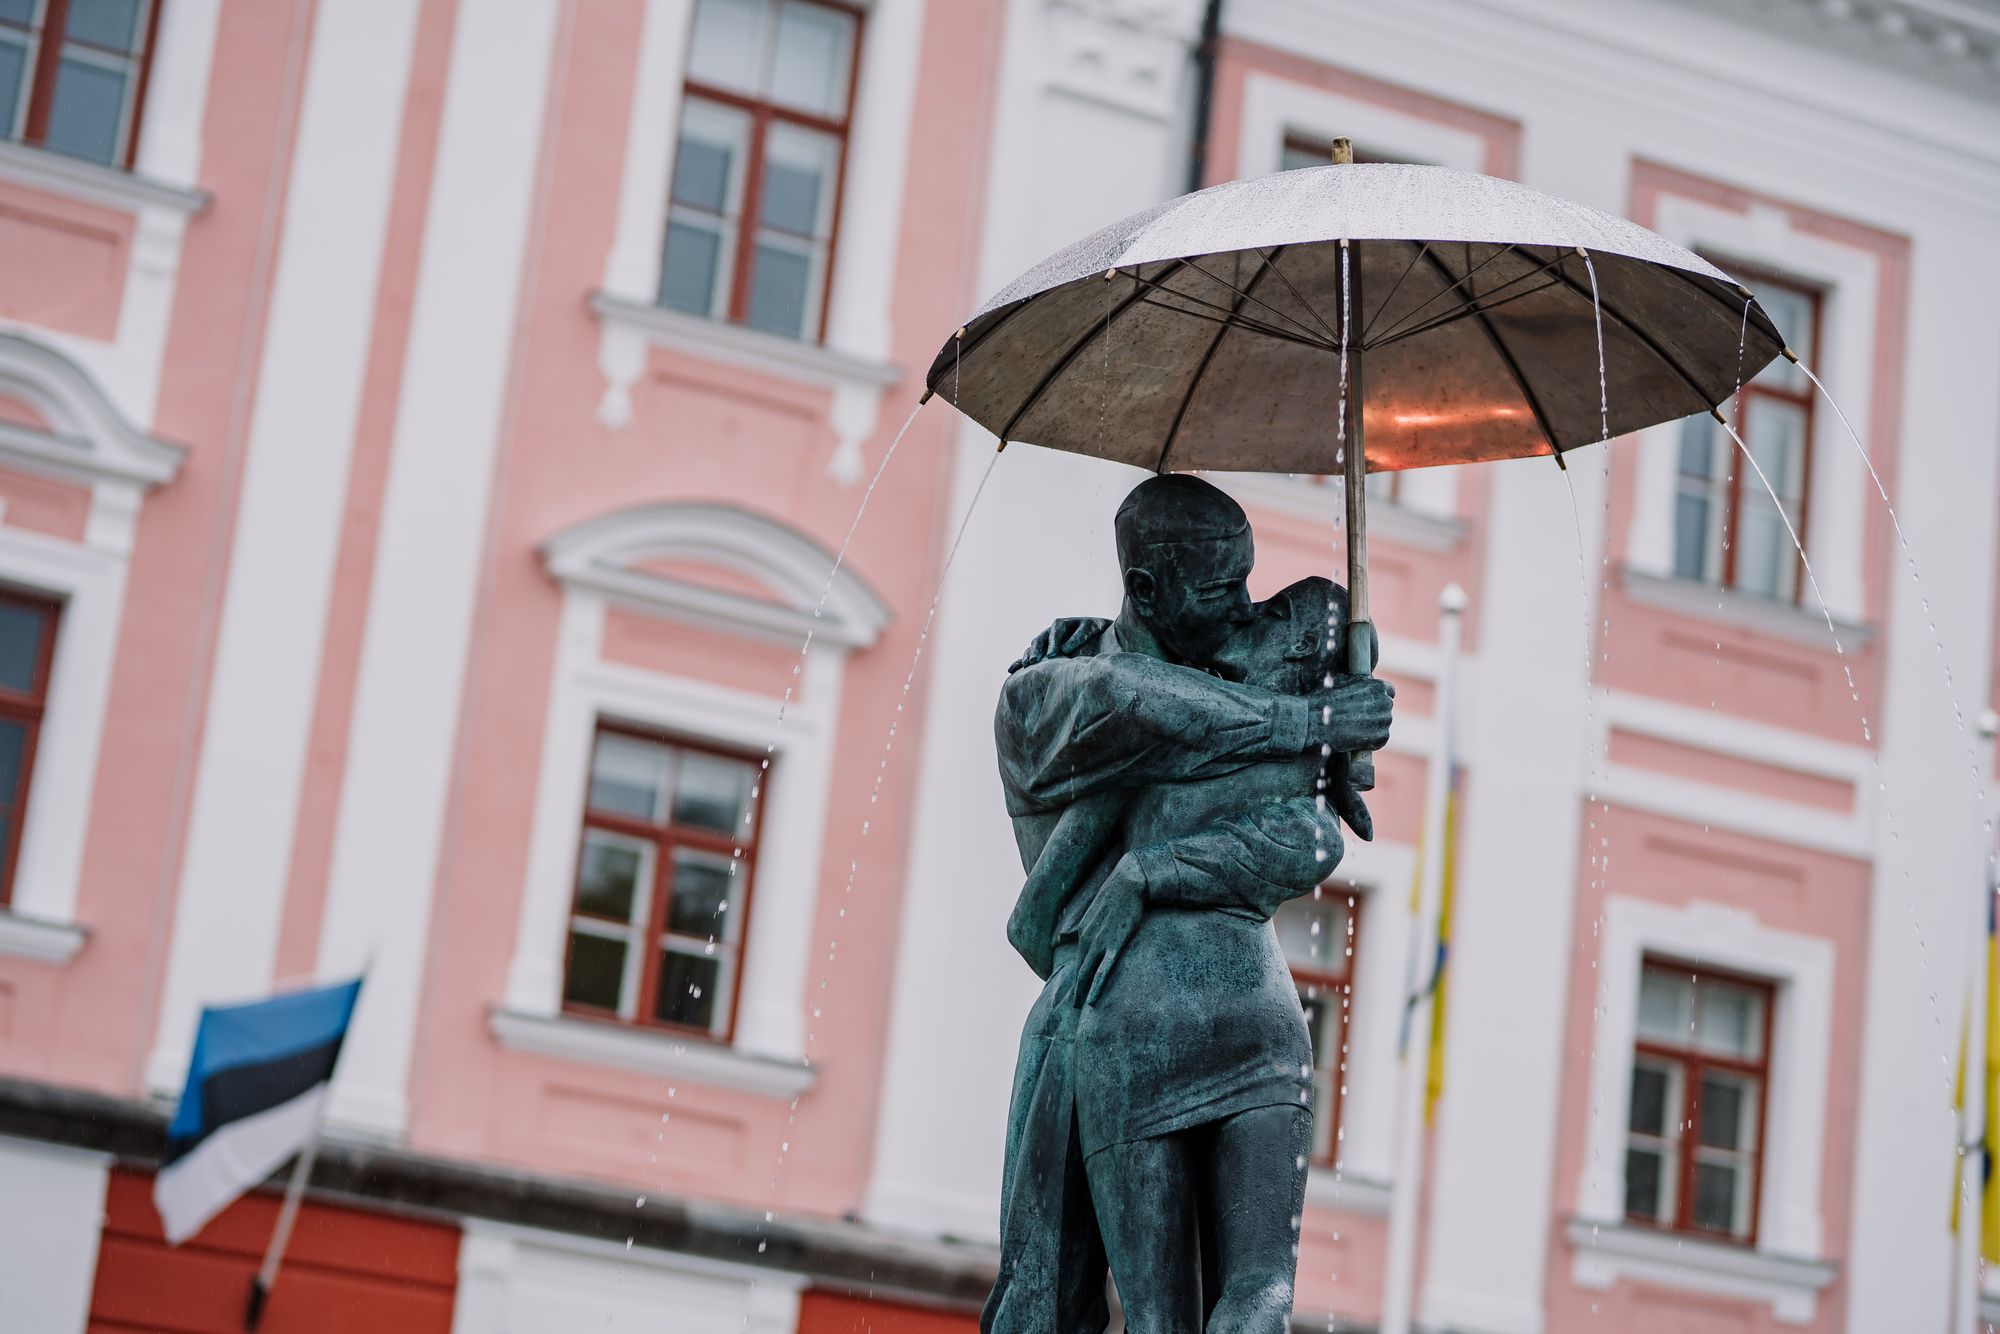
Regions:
[[2, 0, 164, 169], [560, 722, 768, 1043], [0, 587, 58, 910], [1687, 262, 1823, 603], [1624, 957, 1776, 1246], [671, 0, 864, 343], [1284, 889, 1362, 1168]]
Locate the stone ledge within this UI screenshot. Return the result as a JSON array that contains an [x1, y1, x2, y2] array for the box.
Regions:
[[0, 140, 208, 216], [1565, 1216, 1836, 1326], [0, 910, 87, 964], [487, 1007, 818, 1100]]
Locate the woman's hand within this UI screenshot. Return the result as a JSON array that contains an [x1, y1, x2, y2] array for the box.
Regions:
[[1009, 617, 1111, 673], [1074, 866, 1145, 1008]]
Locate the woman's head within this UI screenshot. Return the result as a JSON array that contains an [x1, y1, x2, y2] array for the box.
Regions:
[[1211, 576, 1346, 694]]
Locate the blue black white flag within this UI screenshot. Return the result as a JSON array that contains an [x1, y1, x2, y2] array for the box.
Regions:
[[154, 977, 362, 1245]]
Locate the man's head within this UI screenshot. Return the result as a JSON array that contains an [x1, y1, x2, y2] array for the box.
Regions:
[[1114, 474, 1254, 668]]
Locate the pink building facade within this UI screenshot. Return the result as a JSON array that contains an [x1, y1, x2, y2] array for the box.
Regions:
[[0, 0, 1997, 1330]]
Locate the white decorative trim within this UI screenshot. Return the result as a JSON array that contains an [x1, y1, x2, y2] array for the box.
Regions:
[[1043, 0, 1207, 120], [0, 911, 88, 964], [1687, 0, 2000, 99], [592, 0, 921, 485], [315, 0, 565, 1138], [1303, 1169, 1391, 1217], [1620, 566, 1873, 649], [1624, 192, 1880, 626], [1566, 1218, 1836, 1325], [453, 1220, 804, 1334], [540, 500, 890, 649], [1315, 839, 1416, 1189], [0, 1134, 111, 1334], [507, 505, 877, 1069], [1599, 686, 1875, 794], [1578, 898, 1835, 1275], [0, 141, 208, 216], [0, 335, 186, 488], [487, 1008, 816, 1098], [148, 0, 427, 1098]]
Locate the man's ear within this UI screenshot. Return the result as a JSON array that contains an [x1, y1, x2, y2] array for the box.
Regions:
[[1123, 567, 1157, 616]]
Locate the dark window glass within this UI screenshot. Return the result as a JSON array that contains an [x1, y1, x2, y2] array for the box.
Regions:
[[562, 932, 627, 1012], [655, 950, 720, 1029]]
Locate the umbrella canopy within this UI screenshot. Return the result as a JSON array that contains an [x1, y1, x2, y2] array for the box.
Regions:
[[925, 163, 1786, 476]]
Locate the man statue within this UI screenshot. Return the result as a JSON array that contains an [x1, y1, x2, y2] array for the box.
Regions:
[[984, 474, 1394, 1334]]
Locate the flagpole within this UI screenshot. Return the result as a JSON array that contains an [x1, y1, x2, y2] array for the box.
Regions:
[[244, 1128, 320, 1332], [1956, 708, 2000, 1334], [1379, 582, 1465, 1334]]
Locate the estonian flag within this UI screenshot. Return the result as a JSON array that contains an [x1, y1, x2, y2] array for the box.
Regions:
[[154, 977, 361, 1245]]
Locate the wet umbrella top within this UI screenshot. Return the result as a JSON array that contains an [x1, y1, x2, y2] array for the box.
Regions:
[[923, 160, 1786, 476]]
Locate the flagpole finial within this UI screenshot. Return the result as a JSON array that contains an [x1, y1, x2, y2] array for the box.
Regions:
[[1440, 583, 1467, 615], [1979, 707, 1998, 741]]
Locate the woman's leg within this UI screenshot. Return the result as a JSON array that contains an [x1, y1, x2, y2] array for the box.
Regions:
[[1085, 1132, 1202, 1334], [1197, 1105, 1312, 1333]]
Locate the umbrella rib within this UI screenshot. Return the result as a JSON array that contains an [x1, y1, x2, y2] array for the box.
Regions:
[[1131, 293, 1335, 354], [1360, 241, 1432, 344], [1414, 245, 1566, 456], [1155, 249, 1284, 473], [1365, 243, 1520, 347], [1181, 255, 1331, 344], [1545, 260, 1718, 412], [927, 294, 1040, 399], [1122, 267, 1337, 350], [1365, 274, 1565, 351], [998, 259, 1190, 442], [1247, 247, 1341, 345]]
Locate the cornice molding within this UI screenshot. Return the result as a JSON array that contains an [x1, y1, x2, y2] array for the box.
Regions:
[[0, 334, 186, 490], [1692, 0, 2000, 96]]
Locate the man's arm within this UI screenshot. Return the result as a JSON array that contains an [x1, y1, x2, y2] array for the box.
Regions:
[[1073, 795, 1338, 1004]]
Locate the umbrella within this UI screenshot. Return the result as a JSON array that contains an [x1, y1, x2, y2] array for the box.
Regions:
[[921, 139, 1787, 785]]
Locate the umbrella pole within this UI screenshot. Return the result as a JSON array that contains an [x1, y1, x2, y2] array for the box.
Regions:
[[1341, 235, 1376, 791]]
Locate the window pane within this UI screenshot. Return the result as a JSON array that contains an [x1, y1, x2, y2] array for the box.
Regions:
[[667, 850, 737, 938], [563, 931, 627, 1011], [1753, 282, 1815, 392], [673, 750, 756, 834], [1636, 968, 1690, 1044], [1676, 416, 1715, 480], [1628, 1059, 1674, 1136], [588, 732, 671, 822], [0, 38, 28, 141], [1734, 494, 1790, 601], [1696, 979, 1765, 1059], [760, 122, 838, 237], [1279, 139, 1327, 172], [1698, 1072, 1757, 1151], [770, 0, 854, 118], [745, 239, 815, 337], [659, 216, 727, 315], [66, 0, 145, 52], [670, 100, 750, 215], [1672, 488, 1712, 583], [0, 0, 37, 28], [43, 54, 128, 164], [574, 829, 650, 923], [1744, 396, 1808, 504], [1691, 1159, 1743, 1235], [1624, 1146, 1667, 1222], [1276, 896, 1350, 973], [0, 600, 46, 694], [687, 0, 767, 95], [656, 948, 721, 1030]]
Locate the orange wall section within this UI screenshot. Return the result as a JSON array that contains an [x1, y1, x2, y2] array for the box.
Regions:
[[796, 1289, 983, 1334]]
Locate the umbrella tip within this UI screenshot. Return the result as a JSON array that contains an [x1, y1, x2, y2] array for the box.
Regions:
[[1331, 137, 1353, 165], [919, 387, 934, 405], [1781, 345, 1799, 364], [1552, 447, 1567, 471]]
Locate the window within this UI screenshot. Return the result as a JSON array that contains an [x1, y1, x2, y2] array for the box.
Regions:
[[1673, 269, 1821, 603], [1624, 959, 1773, 1243], [0, 0, 161, 168], [658, 0, 859, 342], [1278, 890, 1360, 1166], [0, 588, 55, 909], [560, 725, 767, 1041]]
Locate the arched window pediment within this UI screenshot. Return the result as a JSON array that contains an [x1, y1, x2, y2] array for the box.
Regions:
[[541, 502, 890, 650], [0, 333, 184, 489]]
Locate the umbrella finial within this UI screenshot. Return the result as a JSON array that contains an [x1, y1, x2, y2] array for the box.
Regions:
[[1331, 137, 1353, 165]]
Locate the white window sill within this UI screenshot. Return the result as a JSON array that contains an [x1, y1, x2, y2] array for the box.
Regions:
[[1620, 565, 1874, 649], [1302, 1167, 1390, 1216], [589, 292, 901, 397], [1210, 472, 1468, 552], [487, 1007, 817, 1100], [1565, 1218, 1835, 1326], [0, 910, 88, 964], [0, 139, 208, 216]]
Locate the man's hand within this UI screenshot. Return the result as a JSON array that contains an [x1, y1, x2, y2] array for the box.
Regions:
[[1074, 869, 1144, 1008], [1009, 617, 1111, 673], [1309, 676, 1394, 753]]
